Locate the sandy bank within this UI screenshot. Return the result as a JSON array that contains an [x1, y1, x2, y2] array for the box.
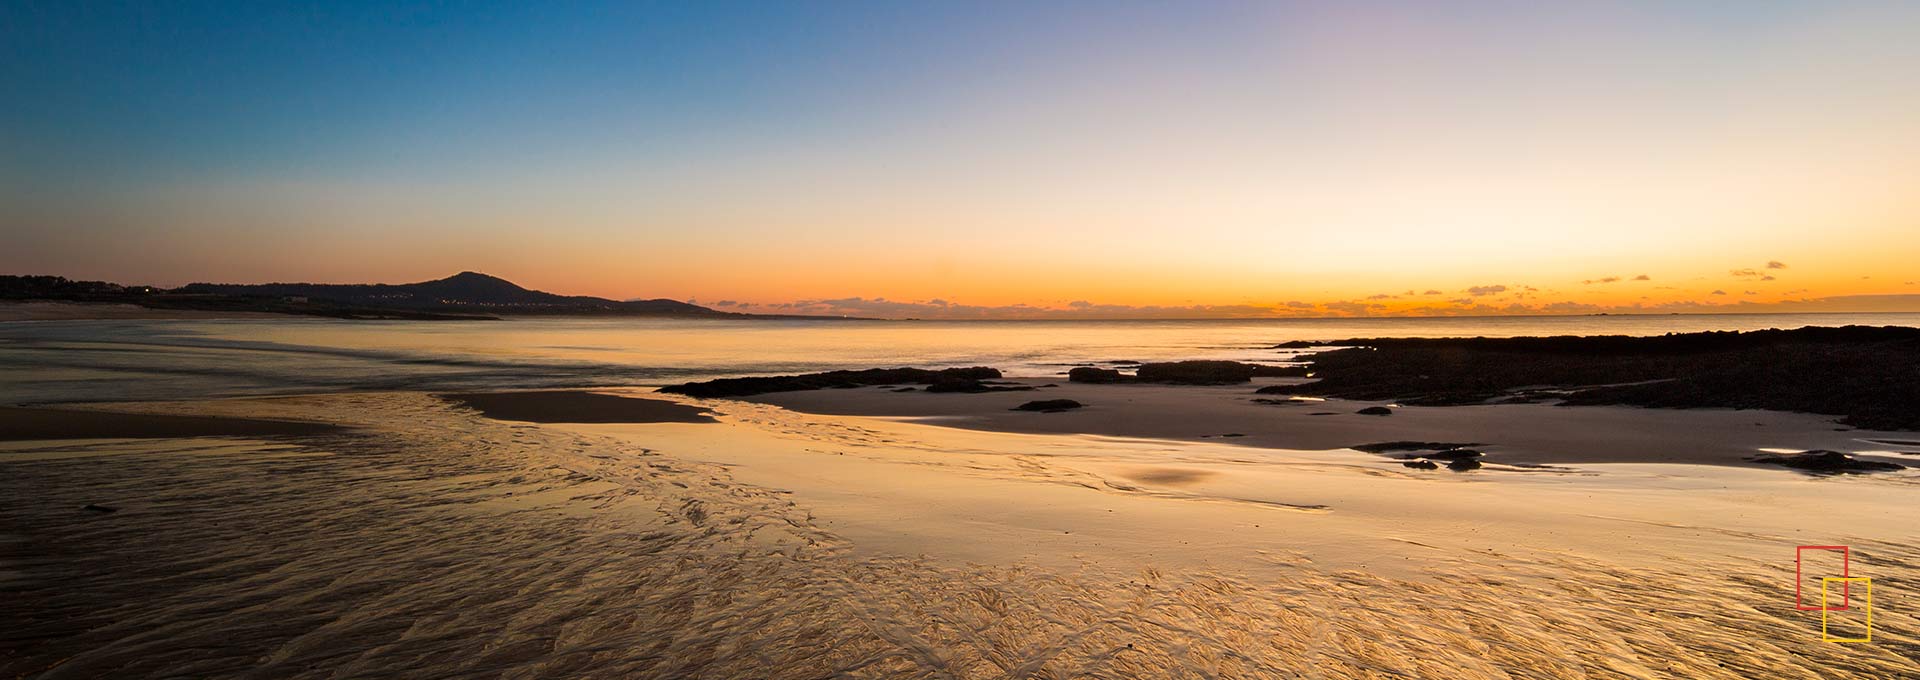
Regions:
[[438, 390, 716, 423], [740, 378, 1919, 467], [0, 406, 343, 441], [3, 391, 1916, 678], [0, 301, 285, 321]]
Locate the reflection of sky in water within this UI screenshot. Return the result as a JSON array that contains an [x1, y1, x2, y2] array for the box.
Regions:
[[5, 312, 1919, 404]]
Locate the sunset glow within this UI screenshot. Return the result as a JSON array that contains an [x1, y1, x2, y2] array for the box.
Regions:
[[5, 1, 1918, 318]]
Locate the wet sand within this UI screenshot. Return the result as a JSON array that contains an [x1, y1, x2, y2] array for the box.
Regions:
[[0, 406, 343, 441], [746, 378, 1920, 467], [0, 301, 284, 321], [3, 391, 1917, 678], [438, 390, 717, 424]]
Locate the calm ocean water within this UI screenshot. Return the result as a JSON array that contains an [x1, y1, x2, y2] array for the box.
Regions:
[[4, 313, 1918, 404]]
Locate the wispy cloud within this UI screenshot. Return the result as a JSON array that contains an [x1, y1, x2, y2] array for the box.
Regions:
[[1465, 284, 1508, 296]]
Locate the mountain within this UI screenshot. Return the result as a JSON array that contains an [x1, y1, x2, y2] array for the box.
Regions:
[[176, 272, 757, 317]]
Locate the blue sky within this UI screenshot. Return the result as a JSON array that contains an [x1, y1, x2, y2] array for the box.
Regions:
[[4, 1, 1918, 317]]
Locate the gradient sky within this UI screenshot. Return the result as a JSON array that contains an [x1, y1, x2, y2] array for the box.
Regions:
[[4, 1, 1918, 318]]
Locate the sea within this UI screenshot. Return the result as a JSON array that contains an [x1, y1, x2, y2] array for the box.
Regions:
[[5, 313, 1919, 405]]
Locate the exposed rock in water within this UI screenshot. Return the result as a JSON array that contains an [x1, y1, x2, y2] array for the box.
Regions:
[[891, 387, 918, 392], [1068, 367, 1131, 384], [1270, 326, 1920, 431], [926, 377, 1034, 394], [662, 367, 1002, 398], [1012, 399, 1084, 412], [1421, 449, 1483, 461], [1446, 458, 1482, 471], [1356, 406, 1394, 416], [1750, 450, 1904, 474], [1402, 460, 1439, 470], [1351, 441, 1482, 453], [1136, 361, 1259, 384]]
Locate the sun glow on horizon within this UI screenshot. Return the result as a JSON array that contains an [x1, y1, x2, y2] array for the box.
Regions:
[[4, 1, 1918, 318]]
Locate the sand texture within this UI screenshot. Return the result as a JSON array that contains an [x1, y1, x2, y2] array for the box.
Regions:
[[3, 391, 1917, 678]]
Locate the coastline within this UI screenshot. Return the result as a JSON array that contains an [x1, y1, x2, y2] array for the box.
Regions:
[[737, 378, 1919, 468], [3, 390, 1916, 677]]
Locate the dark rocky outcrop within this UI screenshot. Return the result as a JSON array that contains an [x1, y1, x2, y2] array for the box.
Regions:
[[1446, 458, 1483, 471], [1356, 406, 1394, 416], [1068, 367, 1131, 383], [1012, 399, 1084, 413], [1070, 361, 1307, 386], [663, 367, 1003, 398], [1136, 361, 1259, 384], [1270, 326, 1920, 430], [925, 377, 1035, 394], [1401, 460, 1439, 470], [1351, 441, 1482, 453], [1421, 449, 1483, 461], [1750, 450, 1904, 474]]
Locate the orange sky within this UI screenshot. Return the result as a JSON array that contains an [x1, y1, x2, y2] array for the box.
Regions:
[[5, 2, 1919, 318]]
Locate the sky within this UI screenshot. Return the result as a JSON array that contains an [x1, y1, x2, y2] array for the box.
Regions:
[[4, 0, 1918, 319]]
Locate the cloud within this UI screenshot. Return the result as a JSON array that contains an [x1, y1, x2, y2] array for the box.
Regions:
[[1422, 289, 1442, 295], [1366, 293, 1395, 300], [1710, 289, 1727, 295], [1465, 284, 1508, 296], [1730, 268, 1760, 278], [1320, 300, 1381, 316], [1767, 260, 1788, 269], [1068, 300, 1092, 308], [1283, 300, 1314, 309], [1632, 274, 1651, 281], [1582, 276, 1621, 285], [1760, 275, 1775, 281]]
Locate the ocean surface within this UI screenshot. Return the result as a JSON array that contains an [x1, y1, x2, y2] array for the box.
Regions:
[[5, 312, 1919, 404]]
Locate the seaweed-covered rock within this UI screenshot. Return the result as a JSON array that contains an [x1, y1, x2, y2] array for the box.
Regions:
[[1751, 450, 1904, 474], [1250, 365, 1311, 377], [1402, 460, 1438, 470], [662, 367, 1002, 398], [1446, 458, 1482, 471], [1136, 360, 1257, 384], [1423, 449, 1483, 461], [1356, 406, 1394, 416], [1013, 399, 1084, 412], [1068, 367, 1131, 383], [1351, 441, 1481, 453]]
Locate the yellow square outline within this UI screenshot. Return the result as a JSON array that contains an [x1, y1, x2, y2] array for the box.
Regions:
[[1821, 577, 1871, 643]]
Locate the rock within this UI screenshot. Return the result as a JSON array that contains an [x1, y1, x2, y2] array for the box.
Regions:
[[1107, 359, 1143, 365], [1251, 398, 1298, 405], [1356, 406, 1394, 416], [1013, 399, 1084, 412], [1135, 361, 1257, 384], [1272, 340, 1318, 348], [891, 387, 918, 392], [663, 366, 1003, 398], [1751, 450, 1904, 473], [1446, 458, 1482, 471], [81, 503, 118, 513], [1068, 367, 1131, 384], [1402, 460, 1438, 470], [1220, 433, 1245, 438], [1422, 449, 1483, 461], [1250, 365, 1311, 377], [1308, 412, 1339, 416], [1351, 441, 1482, 453]]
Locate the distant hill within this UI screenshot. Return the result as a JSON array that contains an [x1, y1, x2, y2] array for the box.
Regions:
[[4, 272, 857, 320], [179, 272, 730, 316]]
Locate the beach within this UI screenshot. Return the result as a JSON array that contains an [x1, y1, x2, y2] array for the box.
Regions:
[[5, 387, 1918, 678]]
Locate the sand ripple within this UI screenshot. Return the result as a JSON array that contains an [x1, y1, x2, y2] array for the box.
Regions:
[[3, 393, 1916, 678]]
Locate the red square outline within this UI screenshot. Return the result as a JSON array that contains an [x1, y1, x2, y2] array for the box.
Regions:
[[1796, 546, 1850, 611]]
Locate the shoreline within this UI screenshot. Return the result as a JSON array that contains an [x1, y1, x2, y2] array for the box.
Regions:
[[3, 390, 1916, 677], [734, 378, 1919, 469]]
